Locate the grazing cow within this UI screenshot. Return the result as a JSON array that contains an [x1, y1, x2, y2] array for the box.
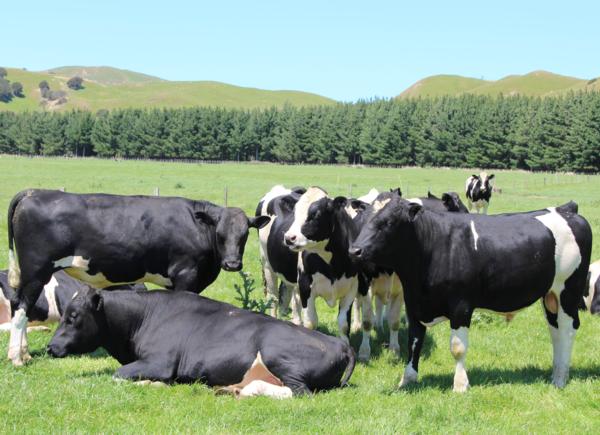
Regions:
[[6, 189, 269, 366], [283, 187, 369, 355], [584, 260, 600, 314], [350, 197, 591, 391], [0, 270, 146, 332], [465, 172, 495, 214], [255, 185, 306, 320], [47, 288, 355, 398]]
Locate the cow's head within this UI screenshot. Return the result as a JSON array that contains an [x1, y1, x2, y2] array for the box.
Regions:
[[442, 192, 469, 213], [195, 207, 270, 271], [349, 197, 422, 268], [284, 187, 346, 252], [47, 287, 106, 358], [473, 172, 494, 196]]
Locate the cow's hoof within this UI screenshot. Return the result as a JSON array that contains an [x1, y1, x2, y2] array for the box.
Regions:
[[453, 381, 470, 393], [303, 321, 316, 330], [388, 344, 400, 356], [134, 380, 152, 386], [358, 346, 371, 362], [551, 378, 567, 389], [398, 367, 418, 388], [291, 317, 302, 326], [27, 326, 51, 333], [8, 347, 28, 366]]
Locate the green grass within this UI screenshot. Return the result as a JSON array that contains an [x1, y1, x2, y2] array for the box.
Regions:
[[397, 70, 600, 99], [2, 156, 600, 433], [0, 68, 336, 112], [46, 66, 164, 85]]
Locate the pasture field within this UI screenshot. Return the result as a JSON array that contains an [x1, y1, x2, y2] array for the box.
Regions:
[[1, 156, 600, 433]]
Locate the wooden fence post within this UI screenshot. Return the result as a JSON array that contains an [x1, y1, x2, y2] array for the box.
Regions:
[[153, 187, 160, 196]]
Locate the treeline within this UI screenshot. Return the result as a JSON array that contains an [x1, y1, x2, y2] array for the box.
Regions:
[[1, 92, 599, 172]]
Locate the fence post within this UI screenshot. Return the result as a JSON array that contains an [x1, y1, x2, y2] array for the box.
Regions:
[[153, 187, 160, 196]]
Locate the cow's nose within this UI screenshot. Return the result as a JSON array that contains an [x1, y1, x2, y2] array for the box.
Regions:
[[349, 247, 362, 258], [47, 345, 59, 357], [222, 260, 242, 271], [285, 234, 297, 246]]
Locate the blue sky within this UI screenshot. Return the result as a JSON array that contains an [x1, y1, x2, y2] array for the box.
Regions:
[[2, 0, 598, 101]]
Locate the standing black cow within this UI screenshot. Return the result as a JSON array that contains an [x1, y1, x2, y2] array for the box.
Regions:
[[465, 172, 494, 214], [47, 288, 355, 398], [0, 270, 145, 331], [256, 185, 305, 320], [6, 189, 269, 366], [350, 197, 591, 391]]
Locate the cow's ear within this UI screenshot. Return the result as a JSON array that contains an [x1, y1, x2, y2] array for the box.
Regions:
[[291, 186, 306, 195], [390, 187, 402, 197], [441, 193, 454, 209], [472, 174, 479, 179], [428, 191, 439, 199], [249, 215, 270, 229], [350, 199, 368, 212], [488, 174, 495, 180], [90, 290, 103, 312], [279, 194, 297, 212], [408, 203, 423, 222], [332, 196, 348, 209], [194, 208, 221, 226]]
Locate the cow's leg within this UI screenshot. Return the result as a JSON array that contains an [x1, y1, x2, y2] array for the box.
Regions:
[[399, 320, 426, 388], [387, 294, 403, 356], [450, 326, 470, 392], [337, 292, 355, 345], [262, 264, 279, 317], [358, 293, 374, 361], [543, 290, 579, 388], [483, 201, 489, 215], [279, 282, 293, 317], [350, 297, 362, 333], [302, 293, 318, 330], [467, 199, 473, 212], [115, 360, 173, 383], [374, 295, 385, 331], [290, 287, 302, 326]]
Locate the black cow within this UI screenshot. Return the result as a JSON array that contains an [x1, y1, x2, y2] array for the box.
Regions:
[[465, 172, 494, 214], [584, 260, 600, 314], [6, 189, 269, 366], [256, 185, 306, 320], [408, 191, 469, 213], [350, 197, 591, 391], [283, 187, 369, 355], [47, 288, 355, 398], [0, 270, 145, 331]]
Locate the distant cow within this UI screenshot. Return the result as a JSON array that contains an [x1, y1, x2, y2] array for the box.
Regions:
[[584, 260, 600, 314], [283, 187, 369, 350], [47, 288, 355, 398], [465, 172, 495, 214], [350, 198, 591, 391], [0, 270, 145, 331], [6, 189, 269, 366], [255, 185, 306, 321], [408, 191, 469, 213]]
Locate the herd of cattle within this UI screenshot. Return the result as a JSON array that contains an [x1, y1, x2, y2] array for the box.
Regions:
[[1, 171, 599, 398]]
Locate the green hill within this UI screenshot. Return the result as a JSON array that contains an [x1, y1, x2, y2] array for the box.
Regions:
[[398, 70, 599, 99], [45, 66, 164, 85], [0, 67, 335, 112]]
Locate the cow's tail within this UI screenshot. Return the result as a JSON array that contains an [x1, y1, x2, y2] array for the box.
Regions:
[[8, 191, 27, 289], [340, 345, 356, 388]]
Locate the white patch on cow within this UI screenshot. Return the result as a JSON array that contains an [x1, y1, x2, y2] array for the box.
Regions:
[[311, 272, 356, 308], [358, 188, 380, 204], [285, 187, 328, 250], [535, 208, 582, 294], [72, 291, 79, 300], [238, 380, 293, 399], [43, 276, 61, 322], [399, 363, 418, 387], [420, 316, 448, 327], [8, 308, 29, 366], [584, 260, 600, 311], [0, 287, 11, 326], [450, 327, 470, 393], [8, 249, 21, 288], [550, 308, 577, 388], [407, 197, 423, 206], [344, 204, 358, 219], [372, 198, 391, 213], [54, 256, 172, 288], [470, 220, 479, 251]]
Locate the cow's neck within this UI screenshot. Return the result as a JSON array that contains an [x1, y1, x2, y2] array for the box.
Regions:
[[323, 208, 358, 274], [193, 201, 221, 263], [100, 291, 147, 364]]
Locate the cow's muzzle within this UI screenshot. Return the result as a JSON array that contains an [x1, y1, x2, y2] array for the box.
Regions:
[[348, 246, 363, 259], [46, 344, 67, 358], [222, 260, 242, 272]]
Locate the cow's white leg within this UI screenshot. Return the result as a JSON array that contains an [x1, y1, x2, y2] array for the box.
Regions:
[[450, 327, 470, 393], [387, 294, 402, 356], [549, 307, 577, 388], [262, 264, 279, 318], [374, 295, 385, 331], [289, 286, 302, 325], [8, 308, 29, 366], [358, 293, 374, 361], [337, 292, 355, 345], [302, 293, 318, 330], [350, 298, 362, 333], [238, 380, 293, 399]]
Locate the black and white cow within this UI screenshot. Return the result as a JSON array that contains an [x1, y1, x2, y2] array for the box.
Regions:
[[584, 260, 600, 314], [350, 197, 591, 391], [465, 172, 495, 214], [283, 187, 369, 356], [6, 189, 269, 366], [0, 270, 145, 332], [47, 288, 355, 398], [256, 185, 306, 320]]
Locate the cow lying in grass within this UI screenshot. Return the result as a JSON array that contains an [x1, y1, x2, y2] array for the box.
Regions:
[[47, 288, 355, 398]]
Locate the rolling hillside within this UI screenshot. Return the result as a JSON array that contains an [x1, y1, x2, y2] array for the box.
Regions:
[[398, 70, 600, 98], [0, 67, 336, 112]]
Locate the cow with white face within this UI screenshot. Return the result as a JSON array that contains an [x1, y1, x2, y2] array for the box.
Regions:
[[465, 172, 495, 214], [283, 187, 369, 352]]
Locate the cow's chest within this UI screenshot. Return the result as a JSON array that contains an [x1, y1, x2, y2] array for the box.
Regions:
[[310, 272, 357, 307], [370, 272, 403, 303]]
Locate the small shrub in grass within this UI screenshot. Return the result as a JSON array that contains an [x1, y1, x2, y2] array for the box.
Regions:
[[234, 271, 273, 314], [174, 182, 184, 189]]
